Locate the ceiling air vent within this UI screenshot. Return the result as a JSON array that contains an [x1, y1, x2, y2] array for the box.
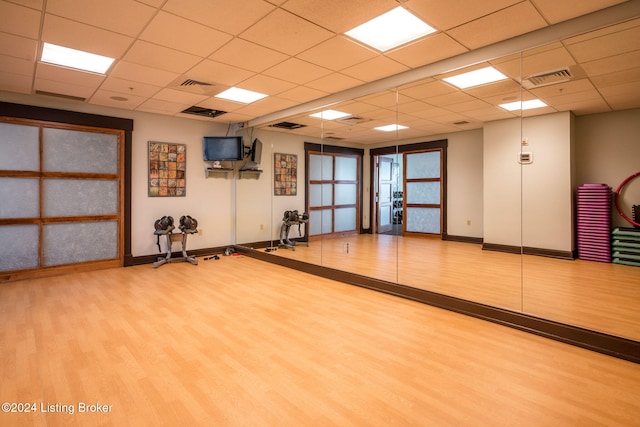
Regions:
[[270, 121, 306, 130], [35, 90, 86, 102], [523, 68, 572, 89], [335, 115, 371, 125], [453, 120, 470, 125], [181, 106, 227, 118], [180, 78, 213, 87]]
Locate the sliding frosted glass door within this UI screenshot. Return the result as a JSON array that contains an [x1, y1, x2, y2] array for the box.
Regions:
[[404, 150, 442, 235], [0, 119, 123, 277], [308, 152, 360, 238]]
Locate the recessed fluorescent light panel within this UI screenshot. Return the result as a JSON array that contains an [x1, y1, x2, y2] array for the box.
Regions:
[[310, 110, 351, 120], [443, 66, 508, 89], [499, 99, 548, 111], [41, 43, 114, 74], [215, 87, 268, 103], [345, 7, 436, 52], [375, 124, 409, 132]]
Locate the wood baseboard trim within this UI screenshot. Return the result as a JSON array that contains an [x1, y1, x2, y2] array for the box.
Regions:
[[483, 243, 574, 260], [236, 246, 639, 365]]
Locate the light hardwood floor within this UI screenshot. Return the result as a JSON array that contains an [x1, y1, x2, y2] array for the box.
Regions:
[[1, 255, 639, 426], [271, 235, 640, 341]]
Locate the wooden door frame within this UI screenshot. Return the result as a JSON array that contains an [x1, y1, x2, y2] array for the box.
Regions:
[[0, 102, 133, 282]]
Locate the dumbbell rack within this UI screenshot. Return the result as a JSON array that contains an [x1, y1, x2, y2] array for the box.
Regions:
[[153, 226, 198, 268]]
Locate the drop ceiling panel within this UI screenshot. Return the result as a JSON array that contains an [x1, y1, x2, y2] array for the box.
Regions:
[[236, 74, 296, 95], [42, 14, 134, 59], [446, 2, 547, 50], [0, 55, 33, 76], [34, 78, 98, 99], [124, 41, 202, 74], [137, 98, 191, 115], [385, 33, 468, 69], [0, 1, 41, 39], [281, 0, 397, 34], [35, 63, 106, 88], [0, 71, 32, 94], [565, 25, 640, 63], [305, 73, 364, 93], [45, 0, 156, 37], [599, 80, 640, 109], [277, 85, 328, 103], [297, 36, 379, 71], [406, 0, 520, 31], [139, 11, 232, 57], [152, 88, 208, 105], [184, 59, 255, 87], [0, 33, 38, 61], [581, 50, 640, 77], [239, 8, 334, 56], [89, 90, 146, 109], [263, 58, 333, 85], [208, 39, 289, 73], [531, 0, 627, 24], [99, 76, 161, 98], [341, 56, 409, 82], [109, 61, 179, 87], [162, 0, 275, 36]]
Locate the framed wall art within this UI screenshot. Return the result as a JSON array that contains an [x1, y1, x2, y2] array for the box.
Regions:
[[148, 141, 186, 197], [274, 153, 297, 196]]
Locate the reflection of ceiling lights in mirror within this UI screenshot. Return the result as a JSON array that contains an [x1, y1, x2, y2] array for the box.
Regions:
[[499, 99, 548, 111], [443, 66, 508, 89], [215, 87, 267, 103], [310, 110, 351, 120], [41, 43, 114, 74], [345, 7, 436, 52], [375, 124, 409, 132]]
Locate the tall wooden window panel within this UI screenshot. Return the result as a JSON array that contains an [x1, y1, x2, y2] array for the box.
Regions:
[[0, 119, 123, 278], [308, 153, 360, 239], [403, 150, 442, 235]]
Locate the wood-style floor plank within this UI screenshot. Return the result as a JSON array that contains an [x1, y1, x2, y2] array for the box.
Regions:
[[1, 255, 639, 426], [272, 235, 640, 341]]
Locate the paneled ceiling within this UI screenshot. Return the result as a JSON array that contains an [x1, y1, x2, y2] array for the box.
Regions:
[[0, 0, 638, 144]]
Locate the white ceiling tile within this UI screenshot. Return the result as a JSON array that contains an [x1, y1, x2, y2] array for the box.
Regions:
[[282, 0, 396, 34], [140, 11, 232, 57], [0, 70, 32, 94], [0, 54, 34, 76], [277, 85, 328, 103], [152, 88, 208, 106], [36, 63, 106, 88], [239, 8, 334, 56], [297, 36, 378, 71], [34, 78, 98, 99], [123, 40, 202, 74], [42, 14, 134, 59], [263, 57, 333, 85], [581, 50, 640, 77], [137, 98, 191, 114], [385, 34, 468, 69], [46, 0, 156, 37], [406, 0, 521, 31], [599, 80, 640, 110], [0, 1, 41, 39], [566, 25, 640, 63], [0, 33, 38, 61], [209, 39, 289, 73], [236, 74, 296, 96], [447, 2, 547, 50], [109, 61, 179, 87], [186, 59, 255, 87], [99, 76, 161, 98], [341, 56, 409, 82], [531, 0, 627, 24], [305, 73, 365, 93], [162, 0, 275, 36], [89, 89, 147, 109]]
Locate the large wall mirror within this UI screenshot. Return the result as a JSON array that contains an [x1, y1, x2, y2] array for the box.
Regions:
[[235, 18, 640, 346]]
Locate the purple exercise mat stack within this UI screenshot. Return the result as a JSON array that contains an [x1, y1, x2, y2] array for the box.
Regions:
[[577, 183, 612, 262]]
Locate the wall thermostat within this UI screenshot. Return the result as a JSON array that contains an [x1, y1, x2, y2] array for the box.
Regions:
[[518, 151, 533, 164]]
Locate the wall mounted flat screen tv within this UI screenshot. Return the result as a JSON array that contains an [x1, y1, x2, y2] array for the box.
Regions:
[[203, 136, 243, 161]]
